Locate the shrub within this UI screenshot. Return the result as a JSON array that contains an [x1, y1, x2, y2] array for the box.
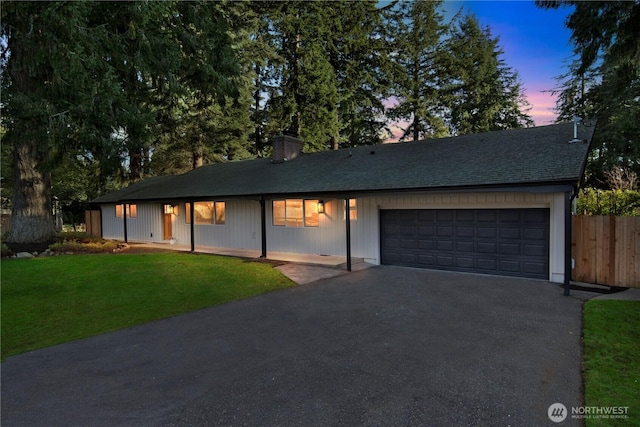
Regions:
[[49, 240, 119, 253], [575, 188, 640, 216], [50, 232, 119, 254], [1, 242, 13, 258]]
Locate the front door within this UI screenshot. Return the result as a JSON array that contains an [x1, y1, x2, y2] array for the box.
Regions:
[[164, 214, 172, 240]]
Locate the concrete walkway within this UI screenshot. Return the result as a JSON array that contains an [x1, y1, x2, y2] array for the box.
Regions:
[[132, 242, 356, 268]]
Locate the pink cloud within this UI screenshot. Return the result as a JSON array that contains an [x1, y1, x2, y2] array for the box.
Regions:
[[525, 89, 559, 126]]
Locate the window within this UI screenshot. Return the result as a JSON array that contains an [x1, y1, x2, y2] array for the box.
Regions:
[[344, 199, 357, 221], [185, 202, 226, 225], [272, 200, 285, 226], [116, 204, 137, 218], [215, 201, 226, 225], [304, 200, 319, 227], [272, 199, 319, 227]]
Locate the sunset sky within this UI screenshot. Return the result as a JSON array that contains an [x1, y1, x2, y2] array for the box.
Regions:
[[387, 1, 575, 139], [445, 1, 575, 126]]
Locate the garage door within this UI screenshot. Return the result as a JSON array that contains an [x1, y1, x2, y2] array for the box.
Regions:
[[380, 209, 550, 279]]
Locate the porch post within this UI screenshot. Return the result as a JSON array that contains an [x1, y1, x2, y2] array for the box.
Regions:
[[345, 198, 352, 272], [564, 190, 571, 296], [122, 204, 128, 243], [190, 201, 195, 252], [260, 196, 267, 258]]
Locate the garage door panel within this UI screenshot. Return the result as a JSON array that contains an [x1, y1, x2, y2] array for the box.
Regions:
[[500, 243, 521, 255], [477, 211, 497, 222], [456, 241, 475, 252], [400, 238, 417, 249], [437, 255, 454, 267], [477, 258, 497, 271], [500, 228, 521, 239], [524, 244, 546, 257], [436, 226, 454, 237], [456, 210, 475, 222], [456, 257, 475, 269], [524, 262, 547, 275], [437, 240, 454, 251], [477, 242, 497, 253], [478, 227, 497, 238], [418, 254, 435, 265], [418, 239, 434, 250], [436, 210, 455, 221], [456, 226, 474, 237], [418, 210, 435, 221], [499, 260, 521, 273], [381, 209, 549, 280], [523, 228, 546, 240], [418, 225, 434, 236]]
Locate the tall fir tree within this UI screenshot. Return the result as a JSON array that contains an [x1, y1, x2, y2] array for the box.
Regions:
[[386, 0, 450, 141], [538, 1, 640, 188], [1, 2, 107, 246], [444, 14, 532, 135]]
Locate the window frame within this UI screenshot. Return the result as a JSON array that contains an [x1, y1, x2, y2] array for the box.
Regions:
[[272, 199, 320, 228], [185, 201, 226, 225], [116, 204, 137, 218]]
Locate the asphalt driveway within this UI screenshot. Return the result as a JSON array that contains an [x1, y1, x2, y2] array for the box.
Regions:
[[2, 266, 592, 426]]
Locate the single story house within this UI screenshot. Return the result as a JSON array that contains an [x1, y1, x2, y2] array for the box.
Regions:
[[91, 122, 594, 287]]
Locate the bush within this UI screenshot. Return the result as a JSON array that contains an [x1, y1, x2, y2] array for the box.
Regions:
[[576, 188, 640, 216], [49, 240, 119, 253], [50, 232, 119, 254], [55, 232, 104, 244], [1, 242, 13, 258]]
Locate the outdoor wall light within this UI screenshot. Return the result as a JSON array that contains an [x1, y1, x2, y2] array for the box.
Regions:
[[318, 200, 325, 214]]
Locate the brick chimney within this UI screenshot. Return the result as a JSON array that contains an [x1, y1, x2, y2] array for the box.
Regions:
[[272, 133, 304, 163]]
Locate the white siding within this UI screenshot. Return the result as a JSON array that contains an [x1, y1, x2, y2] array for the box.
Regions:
[[100, 190, 568, 283], [101, 203, 163, 242], [266, 197, 347, 255], [172, 199, 262, 249]]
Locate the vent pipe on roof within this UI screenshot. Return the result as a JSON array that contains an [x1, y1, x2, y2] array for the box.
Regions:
[[569, 116, 582, 143], [272, 133, 304, 163]]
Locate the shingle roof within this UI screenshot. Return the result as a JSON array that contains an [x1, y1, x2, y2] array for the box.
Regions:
[[91, 122, 594, 203]]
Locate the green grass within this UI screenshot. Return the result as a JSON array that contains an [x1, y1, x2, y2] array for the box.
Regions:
[[1, 252, 295, 360], [583, 300, 640, 426]]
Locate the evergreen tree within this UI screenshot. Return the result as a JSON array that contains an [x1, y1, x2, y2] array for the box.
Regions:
[[444, 14, 532, 135], [1, 1, 241, 245], [387, 0, 450, 142], [538, 1, 640, 188], [1, 2, 106, 246]]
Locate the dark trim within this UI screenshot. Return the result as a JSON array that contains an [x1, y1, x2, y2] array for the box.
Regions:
[[122, 204, 128, 243], [260, 196, 267, 258], [345, 197, 351, 272], [103, 180, 580, 205], [564, 190, 572, 296], [190, 200, 195, 252]]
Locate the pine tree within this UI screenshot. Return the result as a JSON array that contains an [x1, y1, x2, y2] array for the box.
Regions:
[[537, 1, 640, 188], [386, 0, 450, 142], [1, 2, 105, 246], [444, 14, 532, 135]]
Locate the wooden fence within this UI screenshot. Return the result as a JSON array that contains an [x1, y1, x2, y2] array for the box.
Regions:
[[85, 210, 102, 238], [572, 215, 640, 288]]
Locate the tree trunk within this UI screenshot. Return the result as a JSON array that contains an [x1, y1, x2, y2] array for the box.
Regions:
[[6, 139, 56, 245], [5, 7, 56, 247], [192, 138, 204, 169], [129, 148, 143, 182]]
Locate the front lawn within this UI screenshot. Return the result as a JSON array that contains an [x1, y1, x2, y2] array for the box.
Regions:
[[1, 252, 295, 360], [583, 300, 640, 426]]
